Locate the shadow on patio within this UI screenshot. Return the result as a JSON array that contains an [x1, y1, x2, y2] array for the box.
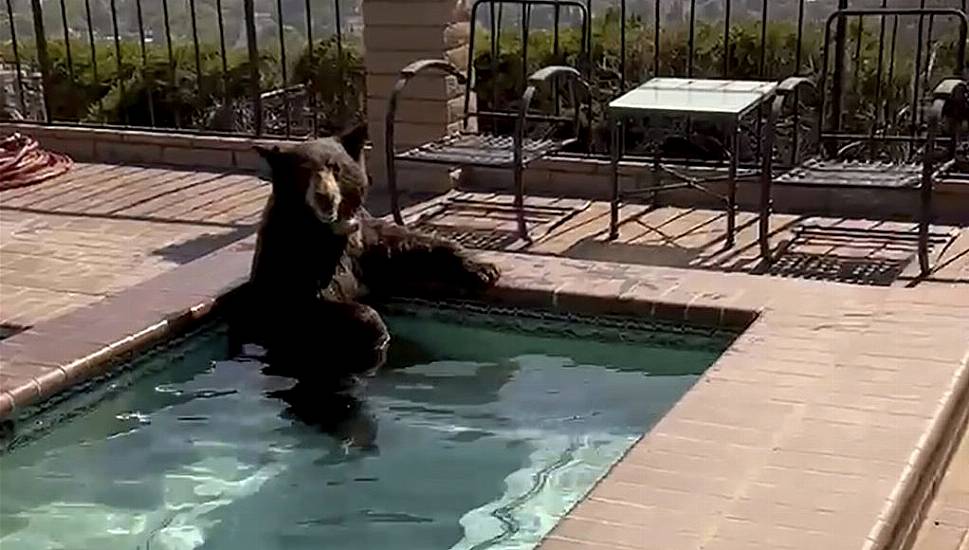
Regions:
[[398, 191, 969, 288]]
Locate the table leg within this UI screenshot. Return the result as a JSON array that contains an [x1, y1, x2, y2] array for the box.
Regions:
[[609, 117, 621, 241], [726, 120, 738, 248], [652, 133, 661, 206], [758, 122, 773, 263]]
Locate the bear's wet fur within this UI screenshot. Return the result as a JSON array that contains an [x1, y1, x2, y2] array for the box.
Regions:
[[239, 124, 500, 401], [269, 382, 379, 452]]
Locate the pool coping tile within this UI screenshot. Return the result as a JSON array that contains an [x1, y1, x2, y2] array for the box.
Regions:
[[473, 254, 969, 550], [0, 242, 966, 550], [0, 237, 248, 416]]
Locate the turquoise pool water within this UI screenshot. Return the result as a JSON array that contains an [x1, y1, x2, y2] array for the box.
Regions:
[[0, 304, 727, 550]]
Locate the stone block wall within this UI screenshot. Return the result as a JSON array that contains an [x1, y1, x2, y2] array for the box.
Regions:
[[362, 0, 473, 194], [0, 124, 280, 173], [4, 122, 969, 224]]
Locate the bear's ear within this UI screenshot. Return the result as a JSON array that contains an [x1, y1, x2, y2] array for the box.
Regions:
[[254, 144, 282, 164], [339, 123, 368, 162], [253, 145, 282, 184], [253, 144, 300, 194]]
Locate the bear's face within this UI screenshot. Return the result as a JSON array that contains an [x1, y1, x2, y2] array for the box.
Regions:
[[255, 125, 368, 234]]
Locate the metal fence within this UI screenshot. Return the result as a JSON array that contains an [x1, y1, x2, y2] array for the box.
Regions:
[[470, 0, 969, 157], [1, 0, 967, 147], [0, 0, 362, 137]]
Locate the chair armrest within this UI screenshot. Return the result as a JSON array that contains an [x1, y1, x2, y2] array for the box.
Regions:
[[527, 65, 589, 91], [385, 58, 469, 226], [771, 76, 818, 125], [930, 78, 969, 124], [386, 58, 468, 150], [932, 78, 967, 100], [777, 76, 817, 96], [925, 78, 969, 157], [768, 77, 820, 165], [398, 59, 468, 84], [516, 65, 590, 142]]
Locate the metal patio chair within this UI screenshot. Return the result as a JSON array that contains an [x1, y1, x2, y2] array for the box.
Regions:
[[759, 7, 969, 276], [385, 0, 591, 243]]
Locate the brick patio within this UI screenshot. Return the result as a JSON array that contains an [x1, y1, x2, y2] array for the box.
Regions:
[[913, 425, 969, 550], [1, 161, 968, 550], [3, 0, 969, 540], [0, 163, 267, 330], [3, 162, 965, 334], [404, 193, 969, 288]]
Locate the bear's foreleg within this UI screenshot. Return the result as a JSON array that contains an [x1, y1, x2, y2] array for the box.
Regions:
[[354, 217, 500, 299], [261, 299, 390, 386]]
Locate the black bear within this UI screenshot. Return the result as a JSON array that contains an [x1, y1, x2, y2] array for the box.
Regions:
[[240, 125, 500, 391]]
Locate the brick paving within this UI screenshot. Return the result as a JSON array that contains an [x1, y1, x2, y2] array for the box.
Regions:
[[475, 253, 969, 550], [1, 166, 969, 550], [414, 193, 969, 550], [0, 163, 268, 330], [912, 419, 969, 550], [3, 167, 965, 335], [416, 197, 969, 287], [6, 238, 963, 550], [0, 162, 434, 332]]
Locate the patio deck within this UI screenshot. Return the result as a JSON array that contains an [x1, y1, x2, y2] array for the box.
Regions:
[[404, 192, 969, 288], [912, 426, 969, 550], [3, 162, 966, 334], [0, 163, 267, 331], [1, 162, 968, 550]]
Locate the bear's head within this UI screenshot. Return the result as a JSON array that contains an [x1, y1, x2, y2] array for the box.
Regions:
[[255, 124, 368, 235]]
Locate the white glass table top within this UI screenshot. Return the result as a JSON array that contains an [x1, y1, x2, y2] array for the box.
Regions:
[[608, 77, 778, 117]]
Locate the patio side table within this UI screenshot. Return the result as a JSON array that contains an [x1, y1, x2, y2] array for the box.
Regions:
[[608, 78, 778, 247]]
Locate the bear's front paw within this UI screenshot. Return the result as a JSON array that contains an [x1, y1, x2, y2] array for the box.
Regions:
[[463, 258, 501, 290]]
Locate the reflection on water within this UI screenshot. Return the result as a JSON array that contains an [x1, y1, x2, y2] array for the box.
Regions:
[[270, 383, 380, 453], [0, 313, 722, 550]]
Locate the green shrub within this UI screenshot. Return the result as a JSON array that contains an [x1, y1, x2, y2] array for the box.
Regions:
[[2, 11, 963, 147], [291, 36, 366, 134], [1, 36, 360, 133], [470, 13, 962, 152]]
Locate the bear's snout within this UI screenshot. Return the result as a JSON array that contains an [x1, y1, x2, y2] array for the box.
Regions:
[[306, 169, 343, 224], [331, 216, 360, 236]]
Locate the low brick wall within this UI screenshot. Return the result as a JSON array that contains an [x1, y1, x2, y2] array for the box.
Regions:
[[0, 123, 277, 173], [361, 0, 472, 194], [470, 156, 969, 224], [4, 123, 969, 224]]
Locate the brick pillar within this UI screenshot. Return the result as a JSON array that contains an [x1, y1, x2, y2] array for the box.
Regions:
[[363, 0, 473, 194]]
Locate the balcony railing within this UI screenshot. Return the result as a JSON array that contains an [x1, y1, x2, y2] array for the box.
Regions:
[[0, 0, 362, 137], [469, 0, 968, 157], [1, 0, 966, 154]]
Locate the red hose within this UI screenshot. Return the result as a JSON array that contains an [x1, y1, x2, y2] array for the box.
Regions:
[[0, 133, 74, 191]]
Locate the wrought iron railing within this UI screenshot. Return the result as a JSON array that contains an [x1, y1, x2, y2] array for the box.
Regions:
[[1, 0, 966, 151], [0, 0, 362, 137], [469, 0, 969, 157]]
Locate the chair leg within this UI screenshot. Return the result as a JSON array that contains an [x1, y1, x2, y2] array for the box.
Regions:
[[386, 151, 404, 226], [918, 180, 932, 276], [918, 233, 930, 275], [758, 154, 773, 263], [609, 118, 621, 241], [514, 161, 529, 242], [726, 122, 738, 249]]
